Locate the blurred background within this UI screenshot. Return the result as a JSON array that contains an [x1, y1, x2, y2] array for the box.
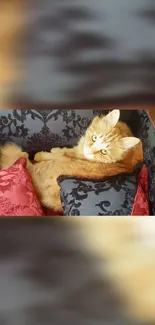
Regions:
[[1, 0, 155, 109], [0, 217, 155, 325]]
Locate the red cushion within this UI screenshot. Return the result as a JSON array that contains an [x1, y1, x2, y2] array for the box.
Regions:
[[131, 164, 149, 216], [0, 158, 44, 216]]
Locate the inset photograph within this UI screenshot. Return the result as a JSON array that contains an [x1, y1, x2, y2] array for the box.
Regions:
[[0, 109, 154, 216]]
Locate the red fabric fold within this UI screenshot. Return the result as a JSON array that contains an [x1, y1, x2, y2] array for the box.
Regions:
[[0, 158, 44, 216], [131, 165, 149, 216]]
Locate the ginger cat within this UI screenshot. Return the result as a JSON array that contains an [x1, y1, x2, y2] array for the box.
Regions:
[[0, 110, 143, 212]]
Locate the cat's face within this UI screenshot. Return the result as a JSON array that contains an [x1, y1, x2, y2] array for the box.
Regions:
[[82, 110, 140, 163]]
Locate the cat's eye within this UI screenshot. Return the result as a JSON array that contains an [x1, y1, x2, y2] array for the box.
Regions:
[[92, 135, 97, 142], [100, 149, 107, 155]]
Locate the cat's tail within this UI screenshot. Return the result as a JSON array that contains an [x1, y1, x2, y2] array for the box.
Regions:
[[0, 143, 29, 168]]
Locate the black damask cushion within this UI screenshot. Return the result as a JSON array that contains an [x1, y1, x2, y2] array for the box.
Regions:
[[57, 164, 143, 216]]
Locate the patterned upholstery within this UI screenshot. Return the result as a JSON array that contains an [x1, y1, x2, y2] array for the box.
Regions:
[[0, 109, 133, 157], [136, 110, 155, 215], [57, 164, 142, 216], [0, 109, 154, 214]]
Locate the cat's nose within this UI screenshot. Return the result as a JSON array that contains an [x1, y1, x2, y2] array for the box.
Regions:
[[97, 141, 107, 151]]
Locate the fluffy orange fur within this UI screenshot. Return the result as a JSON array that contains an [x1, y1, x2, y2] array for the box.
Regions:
[[0, 110, 143, 211]]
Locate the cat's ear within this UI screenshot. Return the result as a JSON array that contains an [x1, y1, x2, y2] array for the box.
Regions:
[[105, 109, 120, 127], [92, 115, 101, 123], [118, 137, 140, 150]]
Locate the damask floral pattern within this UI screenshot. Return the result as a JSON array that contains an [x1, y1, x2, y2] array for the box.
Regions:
[[131, 165, 149, 216], [0, 109, 134, 156], [0, 109, 154, 214], [0, 158, 44, 216], [58, 165, 142, 216], [136, 110, 155, 215], [0, 109, 96, 158]]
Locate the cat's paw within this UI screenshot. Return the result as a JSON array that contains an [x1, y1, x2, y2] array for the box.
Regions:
[[50, 148, 58, 154], [50, 148, 64, 156], [34, 151, 45, 162]]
